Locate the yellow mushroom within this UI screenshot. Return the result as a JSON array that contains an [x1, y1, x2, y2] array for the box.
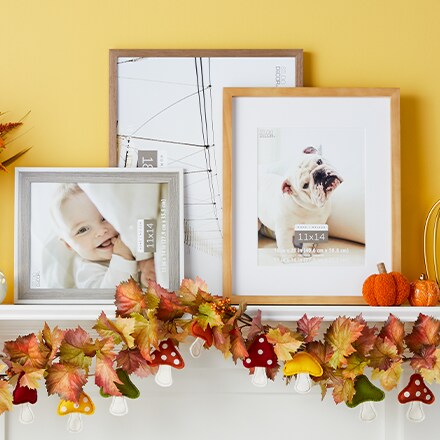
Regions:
[[57, 392, 95, 433], [283, 352, 323, 394]]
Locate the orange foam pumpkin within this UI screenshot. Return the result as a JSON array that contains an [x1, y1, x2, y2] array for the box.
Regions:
[[408, 274, 439, 306], [362, 262, 410, 306]]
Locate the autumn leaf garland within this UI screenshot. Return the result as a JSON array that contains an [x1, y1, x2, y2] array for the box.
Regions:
[[1, 277, 440, 415]]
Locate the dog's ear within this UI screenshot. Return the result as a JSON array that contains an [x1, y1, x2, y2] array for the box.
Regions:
[[303, 146, 319, 155], [281, 179, 294, 195]]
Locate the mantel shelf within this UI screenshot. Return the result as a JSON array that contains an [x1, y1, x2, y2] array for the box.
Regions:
[[0, 304, 439, 322]]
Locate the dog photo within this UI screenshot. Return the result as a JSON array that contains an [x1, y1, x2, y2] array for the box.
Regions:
[[257, 127, 366, 267]]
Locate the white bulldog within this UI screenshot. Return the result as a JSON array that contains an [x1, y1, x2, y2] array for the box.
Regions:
[[258, 147, 343, 250]]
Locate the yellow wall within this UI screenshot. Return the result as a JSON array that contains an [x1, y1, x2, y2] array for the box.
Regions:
[[1, 0, 439, 302]]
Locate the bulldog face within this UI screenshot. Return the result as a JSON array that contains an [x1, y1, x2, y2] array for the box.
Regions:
[[281, 147, 343, 208]]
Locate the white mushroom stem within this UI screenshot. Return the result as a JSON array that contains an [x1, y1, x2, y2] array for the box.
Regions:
[[407, 401, 425, 423], [109, 396, 129, 417], [18, 403, 34, 424], [294, 373, 312, 394], [359, 401, 377, 422], [67, 413, 83, 433], [189, 337, 205, 359], [251, 367, 268, 387], [155, 364, 173, 387]]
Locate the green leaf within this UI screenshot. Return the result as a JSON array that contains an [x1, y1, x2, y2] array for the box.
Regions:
[[197, 303, 223, 329]]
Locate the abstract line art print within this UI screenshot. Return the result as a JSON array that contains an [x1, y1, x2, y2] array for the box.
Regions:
[[110, 49, 303, 293]]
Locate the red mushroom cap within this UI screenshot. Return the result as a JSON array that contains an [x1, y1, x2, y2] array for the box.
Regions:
[[13, 373, 37, 405], [398, 373, 435, 405], [191, 322, 213, 347], [149, 339, 185, 370], [242, 334, 277, 369]]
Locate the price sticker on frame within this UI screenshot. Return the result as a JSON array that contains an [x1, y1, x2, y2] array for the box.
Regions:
[[294, 224, 328, 246]]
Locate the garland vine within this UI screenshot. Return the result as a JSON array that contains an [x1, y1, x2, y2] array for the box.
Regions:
[[1, 276, 440, 416]]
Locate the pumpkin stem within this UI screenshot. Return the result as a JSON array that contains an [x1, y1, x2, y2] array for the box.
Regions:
[[420, 273, 427, 281], [377, 262, 388, 274]]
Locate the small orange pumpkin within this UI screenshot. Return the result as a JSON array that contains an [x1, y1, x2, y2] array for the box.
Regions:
[[408, 274, 439, 306], [362, 262, 410, 306]]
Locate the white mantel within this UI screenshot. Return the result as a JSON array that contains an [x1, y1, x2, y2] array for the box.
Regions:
[[0, 305, 438, 440]]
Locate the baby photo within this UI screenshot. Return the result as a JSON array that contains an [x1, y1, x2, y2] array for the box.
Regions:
[[30, 180, 168, 290]]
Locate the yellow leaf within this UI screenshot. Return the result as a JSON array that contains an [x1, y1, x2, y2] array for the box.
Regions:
[[421, 348, 440, 384], [371, 361, 403, 391], [0, 381, 12, 415], [266, 327, 302, 361], [342, 353, 368, 380]]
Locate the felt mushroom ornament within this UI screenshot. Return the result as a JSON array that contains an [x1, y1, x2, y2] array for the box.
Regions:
[[100, 368, 140, 416], [189, 322, 213, 359], [149, 339, 184, 387], [242, 335, 277, 387], [283, 352, 323, 393], [345, 375, 385, 422], [362, 262, 410, 306], [57, 392, 95, 433], [398, 373, 435, 422], [12, 373, 38, 424]]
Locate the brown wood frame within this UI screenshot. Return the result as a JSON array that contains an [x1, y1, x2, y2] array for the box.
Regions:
[[223, 87, 401, 305], [108, 49, 303, 166]]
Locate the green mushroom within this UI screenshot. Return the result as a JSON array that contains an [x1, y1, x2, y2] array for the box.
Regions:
[[100, 369, 140, 416], [346, 375, 385, 422]]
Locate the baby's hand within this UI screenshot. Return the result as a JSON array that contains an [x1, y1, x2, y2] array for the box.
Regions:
[[111, 235, 134, 261], [138, 258, 156, 286]]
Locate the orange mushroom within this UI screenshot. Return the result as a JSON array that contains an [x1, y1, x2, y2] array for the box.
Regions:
[[189, 322, 213, 359]]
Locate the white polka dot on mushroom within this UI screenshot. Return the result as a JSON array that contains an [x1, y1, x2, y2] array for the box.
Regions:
[[259, 338, 264, 343], [267, 360, 273, 365], [85, 406, 90, 412], [74, 404, 79, 409], [61, 406, 67, 413], [427, 395, 431, 400], [404, 391, 410, 398], [161, 354, 167, 361], [416, 391, 421, 397], [162, 343, 168, 349], [258, 349, 263, 355], [171, 352, 176, 357], [83, 397, 88, 403], [415, 380, 420, 386], [173, 359, 180, 365], [245, 359, 251, 364]]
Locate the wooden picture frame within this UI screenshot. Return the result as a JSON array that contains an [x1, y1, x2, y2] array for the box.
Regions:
[[109, 49, 303, 295], [14, 168, 183, 304], [223, 87, 401, 305]]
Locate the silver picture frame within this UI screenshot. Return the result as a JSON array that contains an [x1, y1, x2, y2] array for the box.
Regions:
[[14, 167, 183, 304]]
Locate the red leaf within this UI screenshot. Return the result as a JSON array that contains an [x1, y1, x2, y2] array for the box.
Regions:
[[379, 314, 405, 354], [115, 277, 146, 317], [406, 314, 440, 354], [410, 345, 437, 371], [148, 281, 188, 321], [230, 328, 249, 363], [45, 364, 87, 403], [116, 348, 147, 374], [247, 310, 263, 341], [4, 334, 46, 369], [297, 314, 324, 343], [353, 315, 377, 357]]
